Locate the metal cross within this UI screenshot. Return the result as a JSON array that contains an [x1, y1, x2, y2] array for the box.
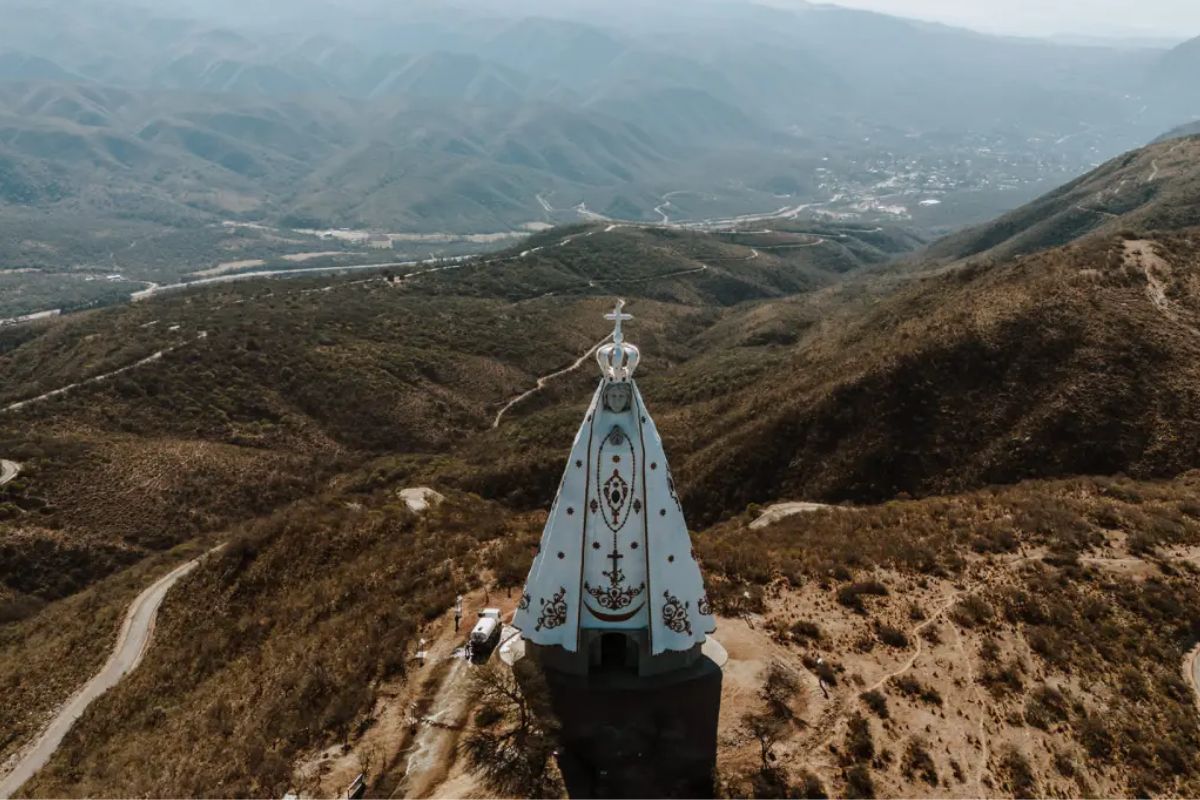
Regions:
[[604, 298, 633, 343]]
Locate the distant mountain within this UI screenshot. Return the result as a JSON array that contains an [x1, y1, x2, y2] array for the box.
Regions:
[[0, 0, 1196, 260], [1154, 120, 1200, 143], [1147, 35, 1200, 106]]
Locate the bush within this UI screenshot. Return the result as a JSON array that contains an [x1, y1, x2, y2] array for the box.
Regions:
[[902, 737, 938, 785], [801, 654, 838, 686], [950, 594, 993, 628], [1024, 685, 1068, 729], [844, 765, 875, 799], [875, 623, 909, 648], [845, 713, 874, 761], [891, 674, 942, 706], [981, 659, 1024, 697], [837, 580, 889, 614], [999, 747, 1036, 797], [796, 771, 827, 799], [1080, 713, 1114, 758], [860, 690, 889, 719], [791, 620, 822, 641]]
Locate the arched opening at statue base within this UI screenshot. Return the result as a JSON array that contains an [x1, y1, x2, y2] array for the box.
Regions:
[[599, 632, 634, 672]]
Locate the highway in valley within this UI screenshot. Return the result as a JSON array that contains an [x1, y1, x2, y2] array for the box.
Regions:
[[0, 546, 223, 799]]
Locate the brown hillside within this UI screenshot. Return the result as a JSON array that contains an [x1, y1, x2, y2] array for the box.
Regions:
[[675, 230, 1200, 521], [924, 135, 1200, 264]]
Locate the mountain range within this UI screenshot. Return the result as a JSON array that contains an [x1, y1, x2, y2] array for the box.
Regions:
[[0, 0, 1197, 246]]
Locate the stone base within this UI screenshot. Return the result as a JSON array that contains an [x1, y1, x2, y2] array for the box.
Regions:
[[539, 640, 724, 797]]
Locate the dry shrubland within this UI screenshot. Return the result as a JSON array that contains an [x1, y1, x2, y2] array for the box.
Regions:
[[705, 473, 1200, 797], [18, 489, 537, 798]]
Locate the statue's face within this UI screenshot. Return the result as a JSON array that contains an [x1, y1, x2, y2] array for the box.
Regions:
[[603, 382, 632, 413]]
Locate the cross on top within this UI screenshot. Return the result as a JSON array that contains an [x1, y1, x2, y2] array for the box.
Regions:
[[605, 299, 633, 343]]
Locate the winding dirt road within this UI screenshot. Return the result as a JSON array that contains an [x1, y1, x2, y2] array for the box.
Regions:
[[0, 547, 221, 799], [1, 332, 206, 415], [492, 335, 612, 428], [0, 459, 18, 487]]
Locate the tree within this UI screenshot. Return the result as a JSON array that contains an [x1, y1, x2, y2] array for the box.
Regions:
[[461, 661, 563, 798], [762, 661, 804, 722]]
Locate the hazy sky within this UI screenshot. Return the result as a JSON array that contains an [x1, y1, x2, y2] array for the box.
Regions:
[[806, 0, 1200, 40]]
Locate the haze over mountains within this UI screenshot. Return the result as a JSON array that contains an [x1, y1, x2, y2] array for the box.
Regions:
[[1, 0, 1198, 243]]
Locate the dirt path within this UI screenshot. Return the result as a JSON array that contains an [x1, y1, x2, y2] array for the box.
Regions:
[[1, 332, 207, 414], [492, 335, 612, 428], [0, 546, 223, 799], [395, 658, 473, 798], [950, 620, 991, 796], [1187, 644, 1200, 716], [863, 589, 963, 694], [601, 263, 709, 285], [1073, 203, 1118, 218], [0, 459, 19, 487], [749, 501, 838, 529], [1124, 239, 1200, 339]]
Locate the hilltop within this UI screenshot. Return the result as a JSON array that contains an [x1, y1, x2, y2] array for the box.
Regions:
[[3, 134, 1200, 797]]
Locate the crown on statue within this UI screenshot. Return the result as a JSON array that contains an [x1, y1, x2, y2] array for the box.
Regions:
[[596, 299, 640, 381]]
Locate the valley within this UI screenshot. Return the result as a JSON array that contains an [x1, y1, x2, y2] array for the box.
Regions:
[[2, 0, 1199, 316]]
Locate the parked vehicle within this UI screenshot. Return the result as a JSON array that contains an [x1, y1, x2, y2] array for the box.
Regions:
[[469, 608, 502, 656]]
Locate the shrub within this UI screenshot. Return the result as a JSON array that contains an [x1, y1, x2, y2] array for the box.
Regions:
[[1079, 713, 1114, 758], [844, 765, 875, 799], [796, 771, 828, 799], [837, 580, 889, 614], [981, 659, 1024, 697], [999, 747, 1036, 797], [860, 690, 889, 719], [902, 737, 938, 785], [845, 713, 874, 761], [875, 623, 909, 648], [893, 675, 942, 706], [802, 654, 838, 686], [950, 594, 993, 628], [1024, 685, 1068, 729], [791, 620, 822, 641]]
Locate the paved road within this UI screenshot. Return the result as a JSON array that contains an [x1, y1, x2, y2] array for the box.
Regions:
[[0, 547, 220, 799], [0, 459, 19, 487]]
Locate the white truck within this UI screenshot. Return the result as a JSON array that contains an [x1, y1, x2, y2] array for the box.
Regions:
[[469, 608, 502, 656]]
